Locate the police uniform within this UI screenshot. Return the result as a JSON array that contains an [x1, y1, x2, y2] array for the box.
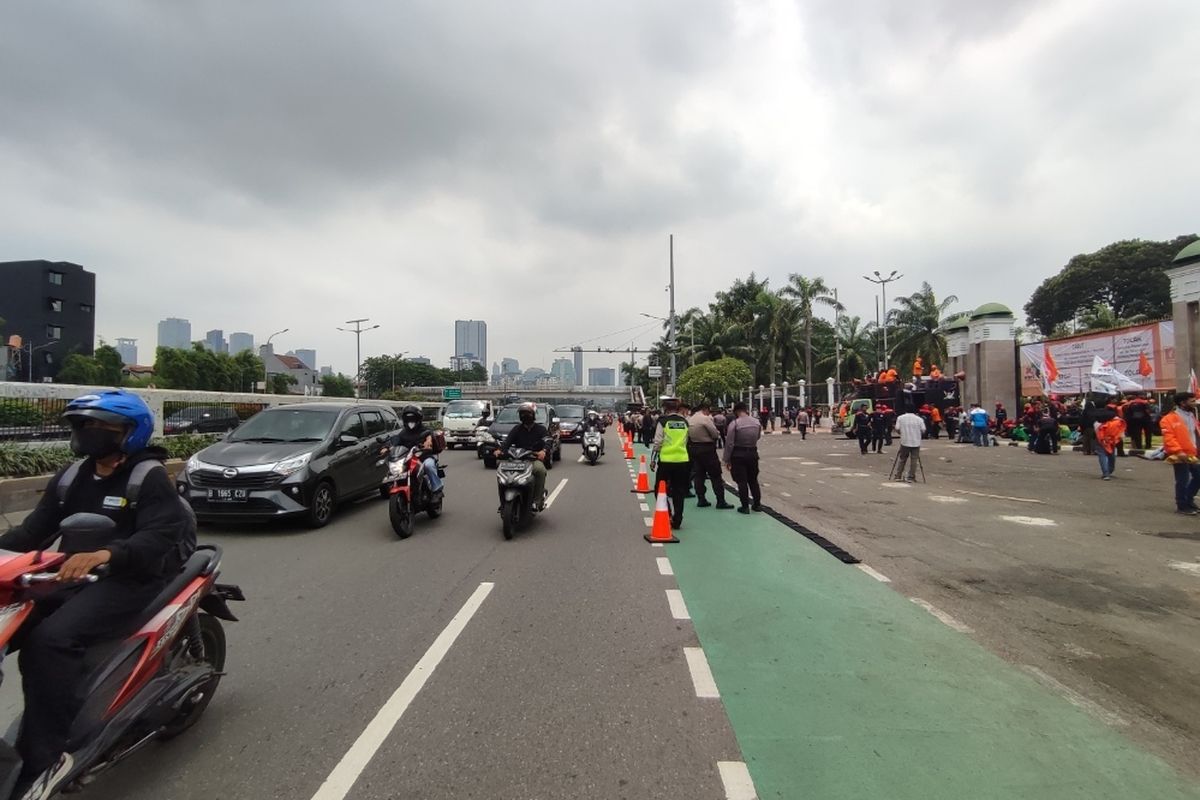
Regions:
[[687, 411, 729, 507], [652, 402, 692, 528]]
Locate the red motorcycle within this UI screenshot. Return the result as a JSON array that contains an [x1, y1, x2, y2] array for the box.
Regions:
[[383, 445, 445, 538], [0, 513, 243, 799]]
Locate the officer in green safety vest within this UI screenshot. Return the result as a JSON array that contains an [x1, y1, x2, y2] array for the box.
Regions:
[[651, 396, 692, 530]]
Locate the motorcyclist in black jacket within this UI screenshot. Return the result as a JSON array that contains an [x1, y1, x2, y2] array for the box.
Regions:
[[494, 402, 548, 508], [395, 406, 443, 494]]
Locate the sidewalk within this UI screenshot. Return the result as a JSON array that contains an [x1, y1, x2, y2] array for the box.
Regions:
[[663, 490, 1200, 799]]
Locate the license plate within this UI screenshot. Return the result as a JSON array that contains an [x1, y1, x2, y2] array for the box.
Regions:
[[207, 488, 249, 502], [499, 461, 528, 470]]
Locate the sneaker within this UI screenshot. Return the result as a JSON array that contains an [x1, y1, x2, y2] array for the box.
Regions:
[[715, 502, 735, 510], [736, 506, 751, 515], [696, 499, 712, 508], [1102, 475, 1111, 481], [751, 504, 763, 512], [1177, 508, 1199, 516]]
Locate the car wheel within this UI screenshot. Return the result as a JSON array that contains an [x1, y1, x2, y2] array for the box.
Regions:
[[307, 481, 336, 528]]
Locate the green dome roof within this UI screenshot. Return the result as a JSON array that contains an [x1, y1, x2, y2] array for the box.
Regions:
[[970, 302, 1014, 320], [941, 313, 970, 332], [1173, 239, 1200, 266]]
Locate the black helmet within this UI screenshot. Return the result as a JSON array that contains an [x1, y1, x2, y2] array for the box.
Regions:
[[518, 401, 536, 424], [401, 405, 423, 427]]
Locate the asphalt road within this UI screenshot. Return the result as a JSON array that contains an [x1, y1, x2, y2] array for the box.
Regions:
[[27, 438, 743, 800], [753, 423, 1200, 780]]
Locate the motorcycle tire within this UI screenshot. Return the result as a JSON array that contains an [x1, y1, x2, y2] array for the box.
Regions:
[[553, 445, 562, 462], [501, 498, 518, 540], [159, 615, 226, 740], [483, 455, 497, 469], [587, 454, 597, 465], [427, 491, 442, 519], [390, 494, 414, 539]]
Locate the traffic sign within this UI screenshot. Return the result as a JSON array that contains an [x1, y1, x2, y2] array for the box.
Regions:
[[442, 387, 462, 399], [648, 366, 663, 378]]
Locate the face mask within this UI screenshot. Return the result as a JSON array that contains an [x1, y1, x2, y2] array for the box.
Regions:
[[72, 427, 124, 459], [520, 415, 534, 425], [405, 420, 419, 430]]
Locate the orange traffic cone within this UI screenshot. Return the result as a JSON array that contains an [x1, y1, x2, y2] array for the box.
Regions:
[[645, 481, 679, 543], [624, 438, 634, 459], [631, 455, 651, 493]]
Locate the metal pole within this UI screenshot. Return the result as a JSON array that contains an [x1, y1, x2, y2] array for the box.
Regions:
[[834, 288, 841, 403], [882, 282, 889, 369], [875, 295, 881, 371], [668, 234, 677, 394]]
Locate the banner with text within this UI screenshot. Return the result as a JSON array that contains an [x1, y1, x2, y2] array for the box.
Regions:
[[1020, 321, 1175, 396]]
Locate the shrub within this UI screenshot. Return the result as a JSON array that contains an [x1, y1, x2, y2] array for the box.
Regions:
[[0, 435, 221, 478], [0, 402, 44, 427]]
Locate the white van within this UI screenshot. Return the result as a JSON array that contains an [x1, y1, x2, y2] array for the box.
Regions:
[[441, 399, 493, 449]]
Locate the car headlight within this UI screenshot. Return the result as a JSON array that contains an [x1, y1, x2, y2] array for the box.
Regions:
[[185, 455, 205, 474], [273, 452, 312, 477]]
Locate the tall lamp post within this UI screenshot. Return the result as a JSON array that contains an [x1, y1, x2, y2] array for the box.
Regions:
[[261, 328, 289, 394], [863, 270, 902, 370], [337, 318, 380, 398]]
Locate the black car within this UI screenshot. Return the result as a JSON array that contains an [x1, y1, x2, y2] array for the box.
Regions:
[[555, 404, 588, 443], [177, 402, 401, 527], [163, 405, 241, 436], [477, 403, 561, 469]]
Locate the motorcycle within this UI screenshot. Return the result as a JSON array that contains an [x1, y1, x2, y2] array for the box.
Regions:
[[0, 513, 243, 800], [582, 429, 603, 465], [495, 447, 546, 540], [384, 445, 444, 538]]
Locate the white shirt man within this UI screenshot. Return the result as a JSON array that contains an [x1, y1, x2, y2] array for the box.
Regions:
[[894, 411, 926, 482]]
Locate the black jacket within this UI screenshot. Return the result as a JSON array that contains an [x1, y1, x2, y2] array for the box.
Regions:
[[0, 447, 187, 579], [502, 422, 549, 453], [396, 424, 433, 450]]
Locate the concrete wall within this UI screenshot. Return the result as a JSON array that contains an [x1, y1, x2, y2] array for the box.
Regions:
[[965, 317, 1017, 411], [1167, 263, 1200, 390]]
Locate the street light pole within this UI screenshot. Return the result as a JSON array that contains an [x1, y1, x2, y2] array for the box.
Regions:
[[337, 318, 380, 398], [261, 328, 289, 394], [668, 234, 677, 395], [863, 270, 902, 370], [833, 287, 841, 404]]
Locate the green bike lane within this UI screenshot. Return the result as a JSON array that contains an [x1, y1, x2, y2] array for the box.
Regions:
[[658, 488, 1200, 800]]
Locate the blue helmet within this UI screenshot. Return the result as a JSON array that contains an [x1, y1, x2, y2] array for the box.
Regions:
[[62, 390, 155, 454]]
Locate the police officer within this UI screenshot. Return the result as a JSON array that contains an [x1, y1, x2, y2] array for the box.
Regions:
[[651, 396, 691, 530], [0, 390, 190, 794], [723, 401, 763, 513], [688, 401, 733, 509]]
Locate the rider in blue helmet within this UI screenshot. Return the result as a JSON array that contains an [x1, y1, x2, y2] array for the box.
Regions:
[[0, 389, 192, 795]]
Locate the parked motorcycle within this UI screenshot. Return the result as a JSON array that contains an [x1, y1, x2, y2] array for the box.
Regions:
[[582, 430, 603, 465], [496, 447, 546, 540], [384, 445, 444, 538], [0, 513, 243, 800]]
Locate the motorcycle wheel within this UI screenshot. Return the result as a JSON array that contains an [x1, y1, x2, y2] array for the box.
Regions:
[[426, 489, 442, 519], [390, 494, 414, 538], [159, 615, 226, 740], [501, 498, 518, 540], [587, 453, 597, 465]]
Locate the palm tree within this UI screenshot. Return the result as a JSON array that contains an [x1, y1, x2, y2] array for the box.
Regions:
[[887, 282, 959, 370], [818, 315, 875, 380], [780, 274, 842, 386]]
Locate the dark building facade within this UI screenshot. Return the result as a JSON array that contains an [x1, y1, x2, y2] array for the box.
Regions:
[[1, 260, 96, 382]]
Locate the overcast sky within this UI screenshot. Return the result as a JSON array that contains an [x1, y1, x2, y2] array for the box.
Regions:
[[3, 0, 1198, 377]]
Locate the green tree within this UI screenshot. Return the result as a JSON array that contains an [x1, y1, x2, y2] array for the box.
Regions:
[[819, 315, 875, 380], [1024, 235, 1196, 335], [321, 373, 355, 397], [780, 274, 842, 387], [676, 357, 754, 405], [94, 345, 124, 385], [270, 373, 297, 394], [887, 282, 959, 370], [56, 353, 102, 384]]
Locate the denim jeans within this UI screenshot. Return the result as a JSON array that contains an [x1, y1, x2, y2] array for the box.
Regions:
[[422, 457, 443, 492], [973, 426, 987, 446], [1096, 450, 1115, 478], [1173, 462, 1200, 510]]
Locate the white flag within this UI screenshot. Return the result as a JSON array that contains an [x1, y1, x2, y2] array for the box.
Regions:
[[1089, 355, 1141, 391]]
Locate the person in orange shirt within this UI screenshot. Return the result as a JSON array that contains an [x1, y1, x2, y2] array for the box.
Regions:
[[1160, 392, 1200, 513], [913, 357, 924, 378], [930, 405, 943, 439], [1094, 413, 1125, 480]]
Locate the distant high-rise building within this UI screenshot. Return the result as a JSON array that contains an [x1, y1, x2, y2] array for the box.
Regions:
[[572, 347, 583, 385], [115, 338, 138, 366], [290, 349, 316, 370], [501, 357, 520, 375], [0, 260, 96, 382], [588, 368, 616, 386], [454, 320, 487, 367], [204, 329, 227, 354], [157, 317, 192, 350], [320, 366, 333, 378], [520, 367, 545, 386], [449, 355, 476, 372], [550, 358, 577, 387], [492, 362, 500, 378], [408, 356, 431, 365], [228, 332, 254, 355]]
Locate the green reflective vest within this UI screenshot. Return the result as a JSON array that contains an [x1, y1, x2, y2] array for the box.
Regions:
[[659, 415, 690, 463]]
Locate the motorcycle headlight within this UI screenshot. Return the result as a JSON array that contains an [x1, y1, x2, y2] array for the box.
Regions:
[[273, 452, 312, 477], [481, 431, 496, 443], [388, 459, 406, 476]]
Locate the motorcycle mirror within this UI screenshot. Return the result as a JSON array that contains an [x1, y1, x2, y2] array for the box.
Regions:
[[60, 513, 117, 536]]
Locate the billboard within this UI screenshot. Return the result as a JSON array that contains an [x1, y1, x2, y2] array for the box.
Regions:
[[1020, 321, 1174, 396]]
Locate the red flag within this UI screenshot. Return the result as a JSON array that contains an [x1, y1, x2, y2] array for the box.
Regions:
[[1137, 352, 1153, 377], [1044, 346, 1059, 384]]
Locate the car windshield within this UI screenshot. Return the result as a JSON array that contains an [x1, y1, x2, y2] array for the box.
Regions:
[[494, 405, 548, 424], [557, 405, 586, 419], [172, 407, 218, 421], [229, 409, 339, 442], [443, 400, 487, 418]]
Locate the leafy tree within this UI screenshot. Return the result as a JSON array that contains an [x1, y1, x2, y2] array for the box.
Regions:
[[153, 344, 262, 391], [321, 373, 356, 397], [780, 274, 842, 386], [94, 345, 124, 385], [887, 282, 958, 369], [56, 353, 102, 384], [1024, 235, 1196, 335], [819, 315, 875, 380], [677, 358, 754, 405], [1076, 303, 1150, 333], [270, 373, 297, 394]]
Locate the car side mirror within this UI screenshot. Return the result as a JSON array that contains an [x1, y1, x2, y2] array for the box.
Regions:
[[338, 434, 360, 448]]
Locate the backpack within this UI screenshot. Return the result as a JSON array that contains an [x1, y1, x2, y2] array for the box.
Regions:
[[428, 430, 447, 454], [56, 458, 197, 566]]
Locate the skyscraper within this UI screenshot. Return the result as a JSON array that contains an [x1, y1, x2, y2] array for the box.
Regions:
[[229, 332, 254, 355], [291, 349, 317, 370], [550, 358, 577, 387], [205, 329, 227, 353], [115, 338, 138, 366], [157, 318, 192, 350], [588, 368, 616, 386], [572, 346, 583, 386], [454, 320, 487, 367], [501, 357, 520, 375]]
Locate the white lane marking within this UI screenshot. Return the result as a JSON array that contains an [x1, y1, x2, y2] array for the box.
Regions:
[[819, 467, 843, 471], [652, 542, 664, 548], [666, 589, 691, 619], [656, 557, 674, 576], [836, 472, 870, 478], [644, 517, 653, 527], [778, 456, 806, 460], [955, 489, 1044, 504], [880, 482, 911, 489], [310, 582, 494, 800], [717, 761, 758, 800], [1001, 515, 1057, 527], [1020, 665, 1128, 727], [683, 647, 720, 698], [781, 491, 792, 498], [639, 502, 650, 512], [1169, 561, 1200, 575], [1064, 643, 1101, 659], [799, 461, 820, 465], [929, 495, 967, 503], [910, 597, 973, 634], [856, 564, 891, 583], [544, 478, 569, 509]]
